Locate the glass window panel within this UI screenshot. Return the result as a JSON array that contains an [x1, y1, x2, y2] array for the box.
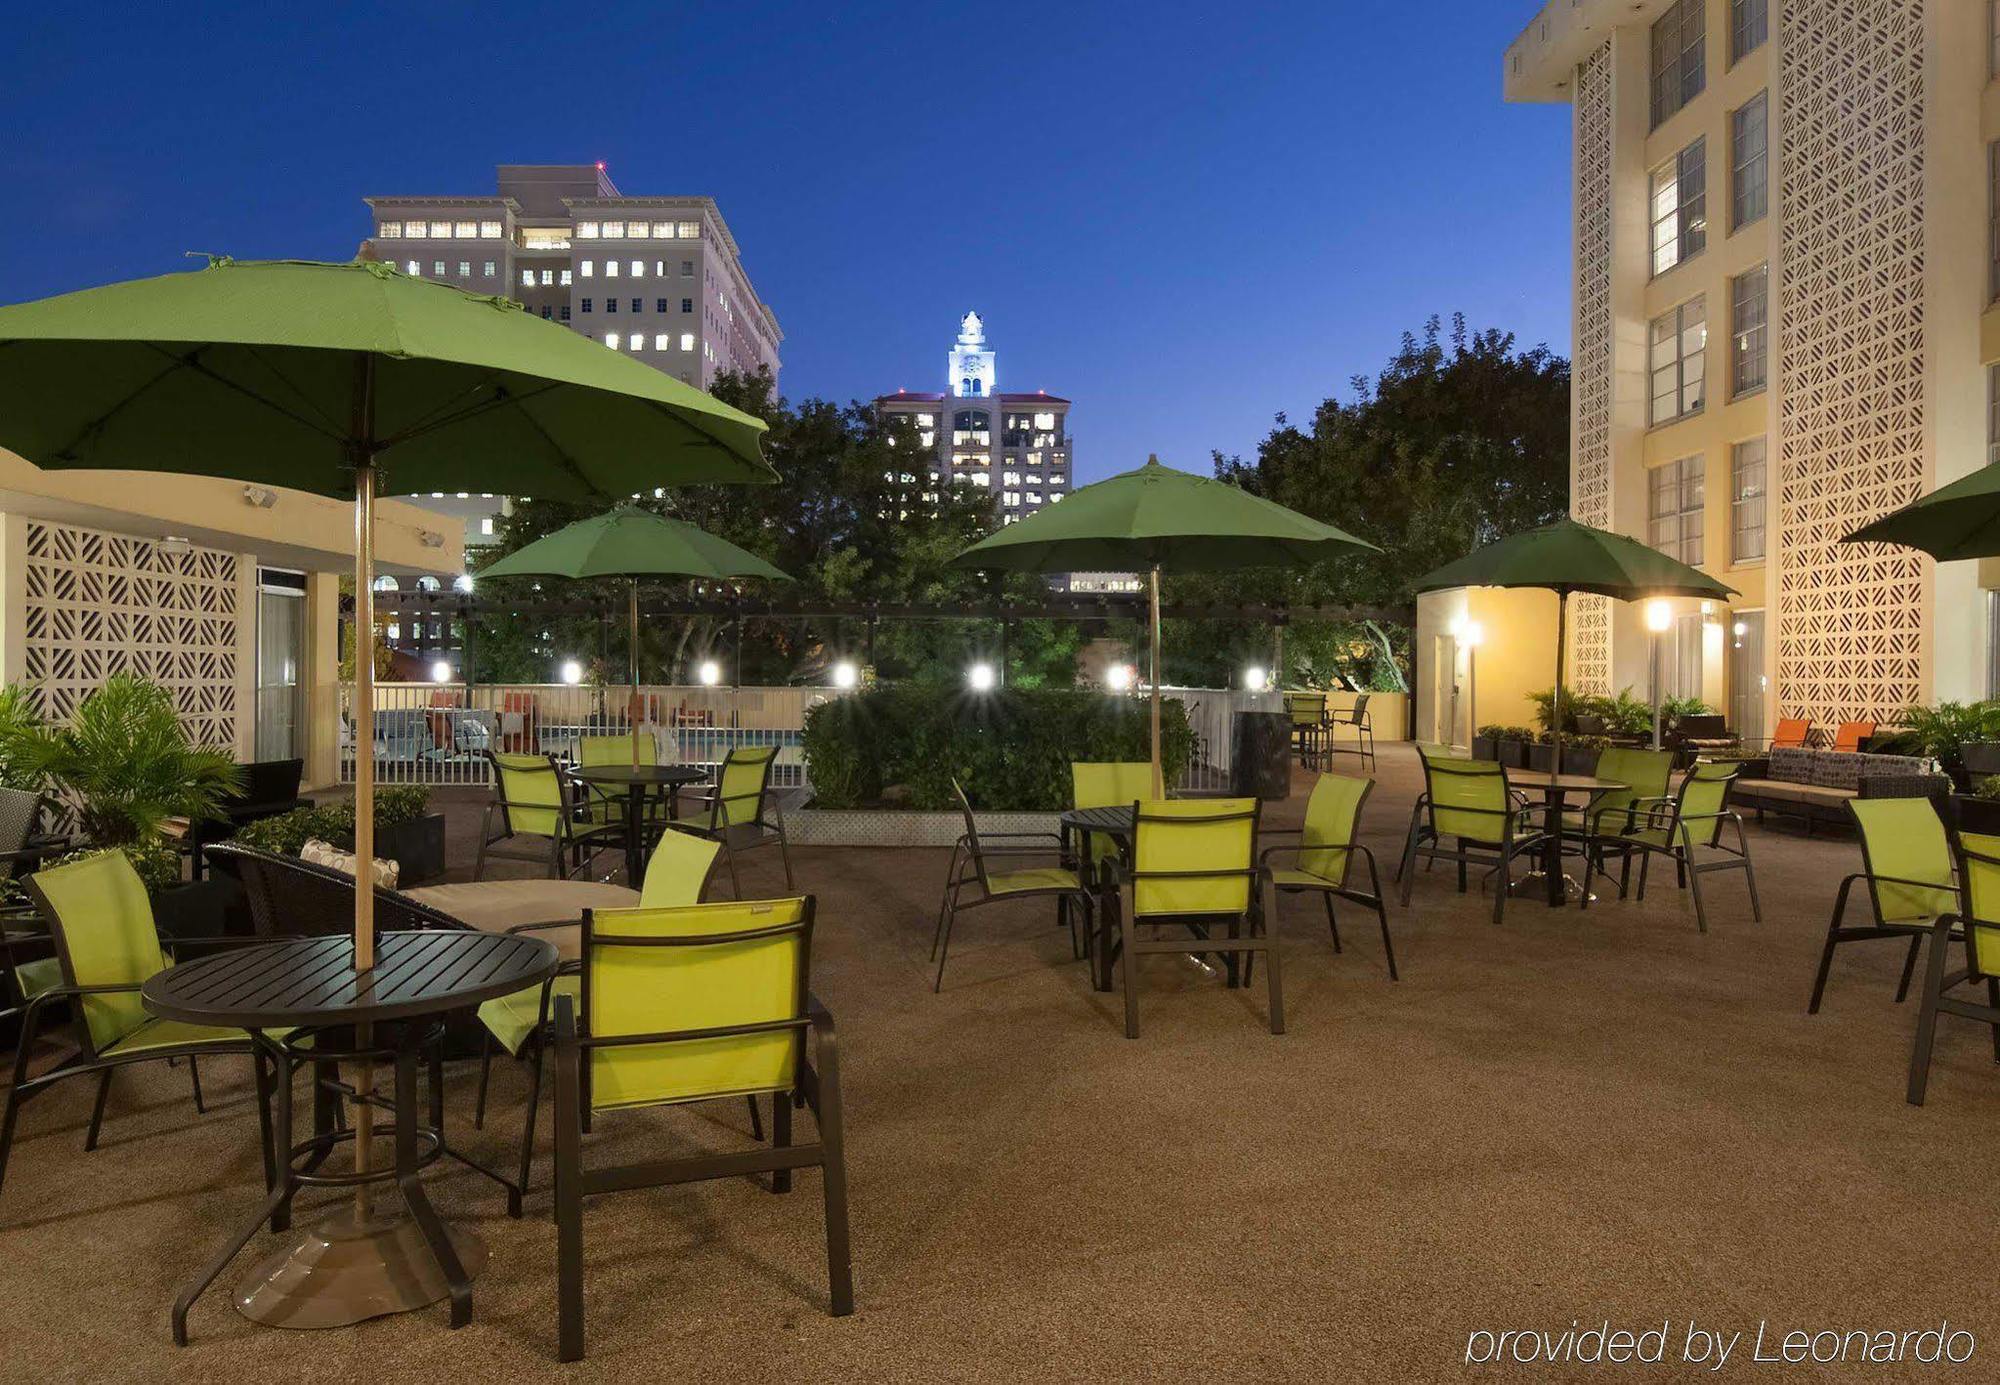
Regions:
[[1732, 438, 1767, 563], [1731, 0, 1768, 63], [1732, 92, 1768, 229], [1731, 265, 1769, 397]]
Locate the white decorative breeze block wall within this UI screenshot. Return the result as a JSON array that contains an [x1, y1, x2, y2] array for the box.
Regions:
[[1569, 38, 1616, 695], [20, 519, 243, 749], [1775, 0, 1928, 723]]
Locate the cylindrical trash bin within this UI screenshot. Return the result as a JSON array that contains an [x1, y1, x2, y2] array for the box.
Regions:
[[1232, 710, 1292, 801]]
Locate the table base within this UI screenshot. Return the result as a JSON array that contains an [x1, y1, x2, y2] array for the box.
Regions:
[[1509, 870, 1596, 904], [234, 1208, 487, 1330]]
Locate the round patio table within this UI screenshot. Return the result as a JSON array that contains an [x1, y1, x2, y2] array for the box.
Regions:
[[1505, 770, 1626, 906], [1059, 806, 1137, 991], [142, 929, 558, 1344], [571, 762, 709, 885]]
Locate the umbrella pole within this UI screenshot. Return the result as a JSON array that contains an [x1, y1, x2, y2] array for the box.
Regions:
[[352, 453, 378, 1220], [630, 579, 641, 768], [1552, 589, 1568, 779], [1150, 564, 1164, 798]]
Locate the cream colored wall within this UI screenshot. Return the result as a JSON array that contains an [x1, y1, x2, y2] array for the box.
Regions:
[[1414, 587, 1561, 745]]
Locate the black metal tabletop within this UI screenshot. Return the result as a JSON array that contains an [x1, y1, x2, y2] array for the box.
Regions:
[[569, 763, 709, 788], [142, 930, 559, 1031], [1060, 805, 1137, 835]]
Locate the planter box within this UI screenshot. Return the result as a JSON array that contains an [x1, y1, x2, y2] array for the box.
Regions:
[[378, 813, 447, 886], [1495, 739, 1531, 769], [1952, 794, 2000, 835], [788, 806, 1061, 849], [1527, 744, 1600, 777], [1471, 735, 1499, 763]]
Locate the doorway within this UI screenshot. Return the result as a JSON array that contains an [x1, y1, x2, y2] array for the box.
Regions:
[[255, 568, 307, 761], [1729, 610, 1767, 748], [1432, 633, 1459, 746]]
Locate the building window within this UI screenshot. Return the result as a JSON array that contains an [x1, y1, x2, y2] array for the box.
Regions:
[[1730, 265, 1768, 397], [678, 221, 700, 239], [1651, 0, 1705, 129], [560, 305, 571, 322], [377, 222, 401, 239], [580, 298, 593, 313], [630, 261, 644, 278], [679, 333, 695, 351], [431, 261, 446, 276], [480, 220, 502, 239], [606, 261, 620, 278], [602, 221, 625, 239], [406, 261, 421, 277], [577, 222, 599, 239], [605, 333, 620, 350], [403, 220, 425, 238], [579, 261, 593, 277], [681, 261, 694, 277], [655, 298, 669, 313], [681, 297, 693, 313], [1650, 299, 1707, 425], [540, 305, 552, 320], [456, 261, 471, 277], [453, 221, 477, 239], [1730, 93, 1768, 230], [1650, 139, 1707, 276], [1731, 0, 1767, 64], [628, 222, 649, 240], [1732, 438, 1767, 563], [429, 221, 451, 238], [520, 269, 535, 288], [482, 261, 496, 277], [1649, 456, 1706, 566], [654, 334, 670, 350], [559, 269, 572, 286]]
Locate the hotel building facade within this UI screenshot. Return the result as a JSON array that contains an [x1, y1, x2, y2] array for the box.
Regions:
[[1419, 0, 1998, 747]]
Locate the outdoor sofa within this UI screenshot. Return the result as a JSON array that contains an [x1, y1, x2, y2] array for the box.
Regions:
[[1728, 746, 1942, 834]]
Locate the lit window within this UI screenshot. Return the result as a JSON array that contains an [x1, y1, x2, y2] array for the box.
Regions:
[[605, 333, 620, 349], [404, 220, 425, 238], [1730, 265, 1768, 397], [678, 221, 699, 239], [628, 221, 649, 239], [1649, 298, 1707, 425], [521, 269, 535, 288], [1649, 456, 1706, 565], [577, 221, 599, 239], [457, 261, 471, 276], [454, 221, 476, 238], [630, 337, 643, 353], [602, 221, 625, 238], [1730, 0, 1768, 65], [1027, 492, 1041, 504], [580, 260, 593, 277], [407, 261, 421, 276], [654, 334, 670, 350], [1650, 0, 1705, 129], [560, 269, 572, 285], [1649, 139, 1707, 276], [606, 261, 620, 277], [539, 269, 554, 286], [1003, 491, 1021, 507], [432, 260, 446, 276], [917, 414, 935, 427], [482, 261, 496, 277], [378, 222, 402, 239], [1732, 438, 1767, 562], [1731, 92, 1768, 229], [1033, 412, 1056, 430], [480, 220, 502, 239], [630, 261, 644, 278], [654, 221, 675, 238], [430, 221, 451, 238]]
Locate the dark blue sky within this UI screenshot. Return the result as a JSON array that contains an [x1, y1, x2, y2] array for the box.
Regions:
[[2, 1, 1572, 483]]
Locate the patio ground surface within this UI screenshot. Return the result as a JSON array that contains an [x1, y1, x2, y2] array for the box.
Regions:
[[6, 743, 1999, 1382]]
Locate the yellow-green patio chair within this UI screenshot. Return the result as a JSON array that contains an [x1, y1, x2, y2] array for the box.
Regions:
[[1907, 831, 2000, 1105], [1808, 797, 1957, 1013], [473, 825, 729, 1212], [1398, 756, 1542, 925], [1285, 691, 1329, 769], [1259, 774, 1396, 979], [2, 852, 281, 1197], [1581, 760, 1760, 933], [552, 896, 852, 1361], [671, 744, 792, 897], [1111, 797, 1279, 1039], [933, 780, 1094, 991], [1571, 747, 1675, 839], [571, 732, 661, 832], [475, 750, 624, 880], [1069, 761, 1152, 873]]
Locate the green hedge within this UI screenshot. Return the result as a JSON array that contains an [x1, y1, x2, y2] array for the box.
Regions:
[[231, 785, 431, 857], [802, 686, 1197, 811]]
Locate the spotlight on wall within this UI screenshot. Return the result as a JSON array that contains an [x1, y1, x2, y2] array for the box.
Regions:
[[430, 660, 453, 684], [560, 660, 584, 685], [241, 485, 278, 509], [831, 661, 859, 690], [1243, 666, 1268, 692], [967, 662, 997, 692], [698, 660, 723, 687], [1106, 663, 1135, 692], [1645, 599, 1673, 634], [158, 535, 193, 557]]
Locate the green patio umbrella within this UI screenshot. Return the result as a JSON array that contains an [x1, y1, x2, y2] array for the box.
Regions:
[[1413, 518, 1736, 774], [478, 505, 792, 764], [952, 455, 1377, 795], [1840, 465, 2000, 561], [0, 257, 771, 1281]]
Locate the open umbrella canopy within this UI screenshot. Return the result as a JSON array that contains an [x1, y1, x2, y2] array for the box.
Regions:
[[1412, 517, 1736, 600], [951, 454, 1376, 572], [0, 257, 774, 496], [1840, 465, 2000, 562], [478, 504, 791, 583]]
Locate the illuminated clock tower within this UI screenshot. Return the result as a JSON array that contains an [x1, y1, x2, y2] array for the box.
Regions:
[[947, 310, 997, 398]]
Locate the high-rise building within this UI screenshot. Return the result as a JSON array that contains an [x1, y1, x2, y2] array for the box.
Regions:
[[875, 312, 1074, 527], [1418, 0, 1993, 748], [362, 164, 782, 548]]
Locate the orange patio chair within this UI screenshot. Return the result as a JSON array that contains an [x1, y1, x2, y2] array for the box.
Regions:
[[1832, 721, 1875, 754], [1771, 718, 1811, 750]]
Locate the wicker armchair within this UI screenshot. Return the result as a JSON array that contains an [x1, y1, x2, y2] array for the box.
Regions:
[[203, 842, 469, 938]]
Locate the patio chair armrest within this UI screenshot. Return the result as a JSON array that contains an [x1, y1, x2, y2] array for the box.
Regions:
[[978, 831, 1065, 842], [1258, 826, 1303, 838], [1257, 843, 1301, 865], [1858, 871, 1957, 894]]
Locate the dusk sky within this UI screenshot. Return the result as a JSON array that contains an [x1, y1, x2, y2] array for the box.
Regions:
[[2, 1, 1573, 484]]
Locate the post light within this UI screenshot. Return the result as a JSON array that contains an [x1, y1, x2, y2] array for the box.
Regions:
[[560, 659, 583, 686], [832, 660, 859, 690], [968, 662, 997, 692], [453, 574, 474, 593], [1106, 663, 1135, 692], [430, 660, 452, 684], [1645, 599, 1672, 749], [1243, 665, 1268, 693], [698, 659, 722, 687]]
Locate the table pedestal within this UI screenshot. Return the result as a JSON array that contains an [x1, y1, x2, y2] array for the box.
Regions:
[[235, 1208, 487, 1329]]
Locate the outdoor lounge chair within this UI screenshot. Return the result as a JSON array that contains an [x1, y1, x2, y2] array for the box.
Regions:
[[1259, 774, 1395, 978], [1322, 694, 1377, 771], [1, 852, 281, 1198], [551, 896, 853, 1361], [669, 744, 793, 897], [1284, 692, 1329, 769], [1771, 717, 1811, 750], [475, 751, 626, 881], [933, 780, 1093, 991], [1580, 761, 1761, 933], [1906, 830, 2000, 1105], [1832, 720, 1875, 754], [1109, 798, 1279, 1039], [1808, 798, 1959, 1014], [1397, 756, 1542, 925]]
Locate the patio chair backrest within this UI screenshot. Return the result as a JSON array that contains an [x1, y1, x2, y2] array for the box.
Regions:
[[582, 897, 813, 1111], [1953, 832, 2000, 978], [1421, 757, 1512, 846], [23, 851, 163, 1054], [490, 751, 567, 838], [1847, 797, 1956, 924], [1666, 760, 1738, 848], [639, 828, 723, 908], [1832, 720, 1875, 754], [1299, 775, 1371, 882], [1071, 762, 1152, 867], [1589, 748, 1675, 830], [1130, 798, 1258, 918], [1284, 693, 1327, 727], [705, 745, 779, 830], [579, 733, 657, 768], [0, 786, 41, 858], [1771, 717, 1811, 749], [950, 779, 995, 894]]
